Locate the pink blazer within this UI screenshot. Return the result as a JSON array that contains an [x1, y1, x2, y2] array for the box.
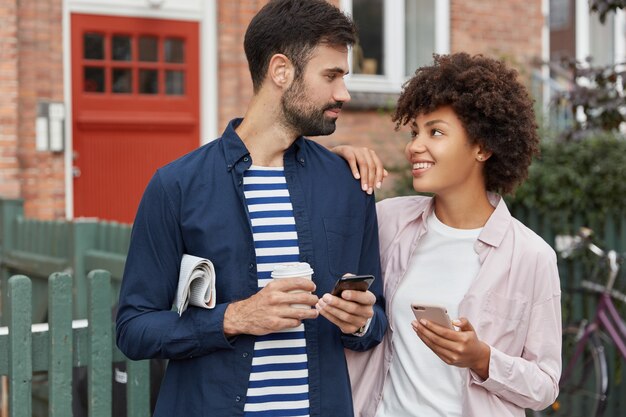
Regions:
[[346, 195, 561, 417]]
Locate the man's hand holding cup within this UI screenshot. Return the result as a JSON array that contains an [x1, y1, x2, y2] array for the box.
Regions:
[[223, 262, 319, 337]]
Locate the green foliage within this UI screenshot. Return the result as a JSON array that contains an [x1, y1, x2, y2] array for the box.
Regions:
[[505, 133, 626, 224]]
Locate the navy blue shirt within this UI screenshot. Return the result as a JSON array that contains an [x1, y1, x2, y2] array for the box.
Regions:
[[116, 119, 387, 417]]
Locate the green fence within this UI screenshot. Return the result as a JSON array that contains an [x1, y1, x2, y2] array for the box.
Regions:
[[0, 199, 130, 324], [0, 270, 149, 417]]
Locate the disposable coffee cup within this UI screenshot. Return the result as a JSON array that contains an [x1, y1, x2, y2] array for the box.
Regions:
[[271, 262, 314, 309]]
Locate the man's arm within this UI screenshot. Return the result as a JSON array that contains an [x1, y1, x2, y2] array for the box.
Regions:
[[115, 171, 235, 360]]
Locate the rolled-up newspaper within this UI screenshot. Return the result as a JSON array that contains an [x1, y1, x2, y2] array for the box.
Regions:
[[175, 254, 216, 316]]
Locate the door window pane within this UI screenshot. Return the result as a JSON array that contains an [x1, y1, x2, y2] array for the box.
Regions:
[[112, 68, 132, 93], [139, 36, 159, 62], [405, 0, 436, 74], [164, 38, 185, 63], [84, 33, 104, 60], [112, 35, 132, 61], [166, 71, 185, 95], [84, 67, 105, 92], [352, 0, 384, 75], [139, 69, 158, 94]]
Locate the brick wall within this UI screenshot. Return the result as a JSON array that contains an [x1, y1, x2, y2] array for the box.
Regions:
[[451, 0, 543, 69], [0, 0, 19, 200], [15, 0, 65, 219], [0, 0, 66, 220], [217, 0, 267, 131]]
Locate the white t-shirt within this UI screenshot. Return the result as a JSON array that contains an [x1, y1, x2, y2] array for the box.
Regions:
[[376, 212, 481, 417]]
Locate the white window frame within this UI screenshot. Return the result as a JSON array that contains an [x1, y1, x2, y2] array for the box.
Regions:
[[574, 0, 625, 64], [340, 0, 450, 93]]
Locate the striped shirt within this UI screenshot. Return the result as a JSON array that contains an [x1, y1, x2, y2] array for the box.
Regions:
[[243, 166, 310, 417]]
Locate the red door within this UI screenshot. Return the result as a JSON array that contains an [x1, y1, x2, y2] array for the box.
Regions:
[[71, 14, 200, 223]]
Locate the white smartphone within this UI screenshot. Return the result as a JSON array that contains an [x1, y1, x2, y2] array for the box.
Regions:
[[410, 303, 454, 330]]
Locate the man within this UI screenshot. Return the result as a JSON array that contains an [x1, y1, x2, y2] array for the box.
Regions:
[[115, 1, 387, 416]]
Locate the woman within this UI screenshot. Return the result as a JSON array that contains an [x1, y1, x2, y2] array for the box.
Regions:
[[335, 53, 561, 417]]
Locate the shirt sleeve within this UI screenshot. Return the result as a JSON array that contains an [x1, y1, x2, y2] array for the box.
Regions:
[[469, 250, 562, 410], [342, 193, 388, 351], [115, 171, 234, 361]]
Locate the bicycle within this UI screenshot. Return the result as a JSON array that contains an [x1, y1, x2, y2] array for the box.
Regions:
[[534, 227, 626, 417]]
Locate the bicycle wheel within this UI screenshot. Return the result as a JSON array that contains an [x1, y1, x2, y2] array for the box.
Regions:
[[533, 324, 608, 417]]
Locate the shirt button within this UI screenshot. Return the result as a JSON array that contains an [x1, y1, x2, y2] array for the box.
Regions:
[[238, 180, 242, 185], [243, 156, 249, 162], [299, 158, 305, 163], [249, 263, 254, 269], [242, 352, 249, 358], [236, 395, 241, 402]]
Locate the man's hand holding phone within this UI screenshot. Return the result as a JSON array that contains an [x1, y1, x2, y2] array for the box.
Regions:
[[316, 274, 376, 334]]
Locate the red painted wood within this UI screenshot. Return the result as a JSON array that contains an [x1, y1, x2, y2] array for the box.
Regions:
[[71, 13, 200, 223]]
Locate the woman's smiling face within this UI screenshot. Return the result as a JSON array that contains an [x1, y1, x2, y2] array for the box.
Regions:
[[405, 106, 488, 196]]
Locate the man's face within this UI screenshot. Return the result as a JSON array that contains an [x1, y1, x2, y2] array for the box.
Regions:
[[281, 44, 351, 136]]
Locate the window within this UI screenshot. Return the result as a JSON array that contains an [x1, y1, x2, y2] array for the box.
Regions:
[[550, 0, 625, 66], [341, 0, 450, 93], [81, 32, 187, 96]]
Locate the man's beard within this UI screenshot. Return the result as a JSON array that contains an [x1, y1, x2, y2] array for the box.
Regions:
[[281, 78, 343, 137]]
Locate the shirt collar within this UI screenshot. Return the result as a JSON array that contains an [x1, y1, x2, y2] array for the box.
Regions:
[[221, 118, 307, 170], [478, 193, 512, 248], [221, 118, 249, 171]]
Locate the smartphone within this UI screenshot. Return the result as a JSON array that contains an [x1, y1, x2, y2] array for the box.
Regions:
[[331, 275, 375, 297], [410, 303, 454, 330]]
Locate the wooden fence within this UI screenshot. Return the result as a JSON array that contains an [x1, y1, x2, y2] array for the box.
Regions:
[[0, 271, 149, 417], [0, 199, 130, 324]]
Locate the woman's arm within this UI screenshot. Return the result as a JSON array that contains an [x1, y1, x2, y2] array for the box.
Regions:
[[467, 253, 562, 410]]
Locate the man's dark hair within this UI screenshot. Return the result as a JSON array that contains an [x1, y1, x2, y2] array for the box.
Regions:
[[244, 0, 356, 92], [393, 53, 540, 195]]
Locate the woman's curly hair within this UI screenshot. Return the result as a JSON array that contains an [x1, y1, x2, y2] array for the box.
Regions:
[[392, 53, 540, 195]]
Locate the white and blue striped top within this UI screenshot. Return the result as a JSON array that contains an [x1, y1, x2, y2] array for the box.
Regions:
[[242, 166, 310, 417]]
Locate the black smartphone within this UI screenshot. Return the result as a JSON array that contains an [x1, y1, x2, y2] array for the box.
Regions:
[[331, 275, 375, 297]]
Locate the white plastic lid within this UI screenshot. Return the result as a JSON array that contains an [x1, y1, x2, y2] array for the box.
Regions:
[[271, 262, 314, 278]]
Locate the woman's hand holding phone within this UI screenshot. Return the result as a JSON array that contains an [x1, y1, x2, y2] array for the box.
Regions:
[[412, 312, 491, 379], [410, 304, 454, 329]]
